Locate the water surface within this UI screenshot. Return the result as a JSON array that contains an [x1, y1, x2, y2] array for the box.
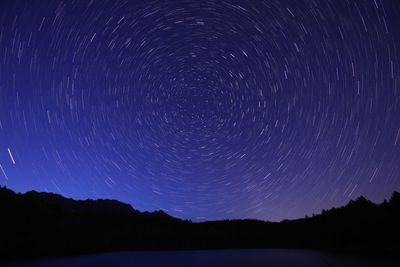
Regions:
[[6, 249, 400, 267]]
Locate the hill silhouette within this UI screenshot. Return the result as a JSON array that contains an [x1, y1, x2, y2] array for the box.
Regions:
[[0, 186, 399, 262]]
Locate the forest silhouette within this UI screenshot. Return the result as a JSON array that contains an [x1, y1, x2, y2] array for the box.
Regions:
[[1, 186, 399, 262]]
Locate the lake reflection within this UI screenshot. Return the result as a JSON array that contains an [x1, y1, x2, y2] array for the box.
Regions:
[[6, 249, 400, 267]]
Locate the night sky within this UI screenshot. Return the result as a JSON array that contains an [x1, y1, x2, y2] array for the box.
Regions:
[[0, 0, 400, 222]]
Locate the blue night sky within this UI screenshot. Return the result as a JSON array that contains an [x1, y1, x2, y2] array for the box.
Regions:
[[0, 0, 400, 221]]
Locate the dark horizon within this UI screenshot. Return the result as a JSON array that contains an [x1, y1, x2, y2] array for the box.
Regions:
[[2, 184, 400, 264], [2, 184, 399, 223]]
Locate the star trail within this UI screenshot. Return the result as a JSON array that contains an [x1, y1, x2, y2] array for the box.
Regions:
[[0, 0, 399, 221]]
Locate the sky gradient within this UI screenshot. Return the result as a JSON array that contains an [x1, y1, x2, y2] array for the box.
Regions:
[[0, 0, 400, 221]]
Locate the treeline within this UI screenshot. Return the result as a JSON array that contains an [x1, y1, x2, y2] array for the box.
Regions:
[[0, 186, 399, 262]]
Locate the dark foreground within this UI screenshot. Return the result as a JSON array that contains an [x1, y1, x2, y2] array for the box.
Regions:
[[4, 250, 400, 267], [1, 186, 400, 262]]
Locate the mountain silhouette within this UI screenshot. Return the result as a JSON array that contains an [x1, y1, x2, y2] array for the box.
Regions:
[[1, 186, 399, 262]]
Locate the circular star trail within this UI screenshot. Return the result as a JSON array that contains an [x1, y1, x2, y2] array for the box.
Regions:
[[0, 0, 400, 221]]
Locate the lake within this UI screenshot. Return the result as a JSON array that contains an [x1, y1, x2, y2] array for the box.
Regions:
[[5, 249, 400, 267]]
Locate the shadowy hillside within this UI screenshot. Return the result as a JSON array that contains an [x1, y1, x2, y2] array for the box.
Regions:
[[1, 186, 399, 261]]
